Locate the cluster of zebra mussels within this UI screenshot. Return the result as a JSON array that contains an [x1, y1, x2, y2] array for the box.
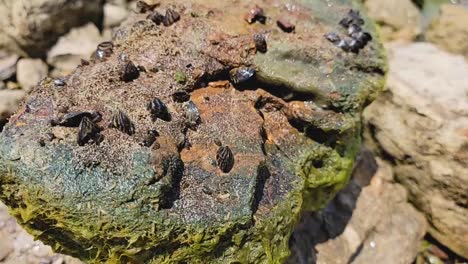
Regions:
[[324, 9, 372, 53]]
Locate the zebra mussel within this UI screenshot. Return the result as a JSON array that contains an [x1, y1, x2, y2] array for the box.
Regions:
[[95, 41, 114, 60], [216, 143, 234, 173], [141, 130, 159, 147], [109, 110, 135, 135], [229, 67, 255, 84], [183, 101, 200, 130], [147, 98, 171, 122], [51, 111, 101, 127], [77, 117, 101, 146], [120, 60, 140, 82], [324, 9, 372, 54], [253, 33, 267, 53]]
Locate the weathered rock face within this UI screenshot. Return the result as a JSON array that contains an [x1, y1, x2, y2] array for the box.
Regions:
[[364, 42, 468, 259], [0, 0, 103, 57], [0, 0, 386, 263], [426, 4, 468, 59], [288, 151, 427, 264]]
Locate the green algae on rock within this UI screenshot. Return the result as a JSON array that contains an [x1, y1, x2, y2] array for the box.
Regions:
[[0, 0, 386, 263]]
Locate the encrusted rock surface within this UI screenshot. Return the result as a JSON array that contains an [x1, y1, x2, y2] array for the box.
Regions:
[[0, 0, 386, 263], [364, 42, 468, 259], [0, 0, 103, 57]]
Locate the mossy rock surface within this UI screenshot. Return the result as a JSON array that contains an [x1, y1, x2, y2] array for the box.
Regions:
[[0, 0, 386, 263]]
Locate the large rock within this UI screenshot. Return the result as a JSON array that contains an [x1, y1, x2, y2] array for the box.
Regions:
[[288, 151, 427, 264], [364, 42, 468, 258], [0, 0, 104, 57], [0, 0, 386, 263], [426, 4, 468, 59]]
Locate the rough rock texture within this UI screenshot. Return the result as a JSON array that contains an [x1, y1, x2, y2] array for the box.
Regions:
[[16, 59, 48, 92], [426, 4, 468, 59], [47, 23, 105, 77], [364, 42, 468, 258], [288, 151, 427, 264], [365, 0, 421, 41], [0, 0, 386, 263], [0, 0, 104, 57]]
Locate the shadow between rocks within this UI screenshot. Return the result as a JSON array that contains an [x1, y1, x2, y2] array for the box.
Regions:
[[287, 149, 378, 264]]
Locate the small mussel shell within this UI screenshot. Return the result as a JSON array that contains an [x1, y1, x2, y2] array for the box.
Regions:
[[163, 8, 180, 26], [245, 5, 266, 24], [339, 9, 364, 28], [229, 67, 255, 84], [253, 33, 267, 53], [141, 129, 159, 147], [147, 11, 164, 25], [53, 79, 67, 87], [120, 61, 140, 82], [172, 90, 190, 102], [216, 146, 234, 173], [52, 111, 101, 127], [324, 32, 341, 44], [183, 101, 200, 130], [276, 19, 295, 33], [147, 98, 171, 121], [95, 41, 114, 60], [348, 24, 362, 36], [109, 110, 135, 135], [136, 0, 158, 13], [352, 31, 372, 44], [77, 117, 100, 146]]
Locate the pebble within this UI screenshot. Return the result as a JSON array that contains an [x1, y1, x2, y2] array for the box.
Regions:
[[17, 59, 49, 92]]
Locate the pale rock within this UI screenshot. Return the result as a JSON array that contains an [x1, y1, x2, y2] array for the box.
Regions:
[[426, 4, 468, 59], [0, 89, 26, 123], [16, 59, 48, 92], [364, 42, 468, 258], [288, 151, 427, 264], [104, 3, 130, 28], [365, 0, 422, 41], [0, 53, 18, 81], [47, 23, 104, 76], [0, 0, 103, 57]]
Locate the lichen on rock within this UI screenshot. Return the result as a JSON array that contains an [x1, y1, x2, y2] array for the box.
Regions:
[[0, 0, 386, 263]]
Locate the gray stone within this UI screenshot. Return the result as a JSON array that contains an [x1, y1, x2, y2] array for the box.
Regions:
[[16, 59, 48, 92], [0, 0, 104, 57], [364, 42, 468, 258]]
